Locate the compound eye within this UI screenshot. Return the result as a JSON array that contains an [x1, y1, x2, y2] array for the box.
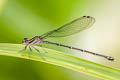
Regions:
[[24, 38, 28, 40], [22, 38, 28, 43]]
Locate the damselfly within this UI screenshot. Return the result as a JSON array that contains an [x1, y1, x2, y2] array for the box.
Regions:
[[21, 16, 114, 61]]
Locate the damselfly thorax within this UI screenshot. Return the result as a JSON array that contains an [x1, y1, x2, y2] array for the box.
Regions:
[[22, 36, 44, 45]]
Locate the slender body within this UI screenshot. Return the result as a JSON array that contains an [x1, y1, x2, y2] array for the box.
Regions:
[[22, 16, 114, 61]]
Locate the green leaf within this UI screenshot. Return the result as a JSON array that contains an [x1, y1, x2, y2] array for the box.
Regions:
[[0, 43, 120, 80]]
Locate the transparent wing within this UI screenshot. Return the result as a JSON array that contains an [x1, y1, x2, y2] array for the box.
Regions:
[[41, 16, 95, 39]]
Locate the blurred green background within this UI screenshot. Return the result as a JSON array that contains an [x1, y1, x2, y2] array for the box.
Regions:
[[0, 0, 120, 80]]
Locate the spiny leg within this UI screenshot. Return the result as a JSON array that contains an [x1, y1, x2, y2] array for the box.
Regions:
[[31, 45, 46, 60], [37, 45, 48, 54], [18, 45, 28, 53], [28, 46, 32, 58]]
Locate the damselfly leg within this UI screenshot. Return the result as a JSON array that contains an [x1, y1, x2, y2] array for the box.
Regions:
[[18, 45, 28, 53], [28, 46, 32, 57], [31, 45, 46, 60], [18, 44, 45, 60]]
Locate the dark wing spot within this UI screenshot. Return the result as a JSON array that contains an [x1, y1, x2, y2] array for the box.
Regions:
[[87, 16, 90, 18]]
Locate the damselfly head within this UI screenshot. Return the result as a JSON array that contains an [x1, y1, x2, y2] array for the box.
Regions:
[[22, 38, 28, 44]]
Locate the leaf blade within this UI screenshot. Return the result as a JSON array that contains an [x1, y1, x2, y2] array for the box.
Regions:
[[0, 43, 120, 80]]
